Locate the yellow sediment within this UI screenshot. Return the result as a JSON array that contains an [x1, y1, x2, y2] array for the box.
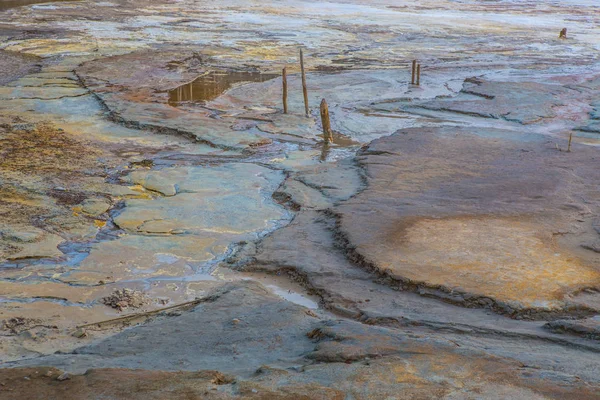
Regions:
[[380, 217, 600, 307]]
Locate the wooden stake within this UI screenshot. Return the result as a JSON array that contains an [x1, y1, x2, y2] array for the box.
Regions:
[[300, 48, 309, 116], [416, 64, 421, 86], [282, 67, 288, 114], [320, 98, 333, 143], [559, 28, 567, 39], [567, 132, 573, 152], [411, 60, 416, 85], [76, 297, 207, 330]]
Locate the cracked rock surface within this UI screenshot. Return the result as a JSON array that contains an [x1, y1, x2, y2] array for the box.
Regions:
[[336, 127, 600, 317], [1, 0, 600, 398]]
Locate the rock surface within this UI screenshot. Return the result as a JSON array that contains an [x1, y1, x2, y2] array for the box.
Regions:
[[1, 0, 600, 398], [5, 282, 599, 399], [336, 127, 600, 317]]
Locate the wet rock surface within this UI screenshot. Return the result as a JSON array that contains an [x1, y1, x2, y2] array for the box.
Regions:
[[13, 281, 319, 373], [75, 51, 269, 149], [336, 127, 600, 317], [5, 282, 600, 399], [1, 0, 600, 398], [408, 79, 575, 124]]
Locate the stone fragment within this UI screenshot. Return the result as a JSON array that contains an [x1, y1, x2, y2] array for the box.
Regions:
[[56, 372, 70, 381], [80, 198, 111, 216], [101, 289, 149, 311], [72, 328, 87, 339], [5, 232, 64, 261]]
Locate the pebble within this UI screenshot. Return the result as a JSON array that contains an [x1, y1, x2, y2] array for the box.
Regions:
[[57, 373, 70, 381], [72, 328, 87, 338]]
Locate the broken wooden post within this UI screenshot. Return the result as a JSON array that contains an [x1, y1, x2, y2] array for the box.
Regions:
[[282, 67, 288, 114], [416, 64, 421, 86], [320, 99, 333, 143], [567, 132, 573, 152], [411, 60, 417, 85], [559, 28, 567, 39], [300, 49, 309, 116]]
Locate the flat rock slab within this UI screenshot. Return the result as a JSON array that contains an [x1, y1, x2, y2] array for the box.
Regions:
[[115, 164, 288, 235], [336, 126, 600, 316], [247, 207, 600, 372], [4, 314, 599, 399], [0, 87, 88, 100], [411, 78, 574, 125], [79, 198, 111, 216], [75, 51, 268, 149], [5, 232, 64, 260], [276, 158, 364, 210], [9, 281, 318, 374], [211, 68, 461, 143], [577, 101, 600, 134], [278, 179, 332, 210], [69, 234, 222, 284]]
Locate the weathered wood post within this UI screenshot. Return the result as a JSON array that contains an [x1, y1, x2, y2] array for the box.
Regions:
[[567, 132, 573, 152], [282, 67, 288, 114], [300, 49, 309, 116], [411, 60, 416, 85], [416, 64, 421, 86], [320, 99, 333, 143]]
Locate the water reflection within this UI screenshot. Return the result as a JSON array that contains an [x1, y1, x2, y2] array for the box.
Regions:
[[318, 132, 360, 146], [319, 132, 360, 161], [168, 70, 279, 106]]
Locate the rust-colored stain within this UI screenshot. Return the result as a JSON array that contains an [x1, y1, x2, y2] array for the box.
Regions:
[[381, 216, 600, 307]]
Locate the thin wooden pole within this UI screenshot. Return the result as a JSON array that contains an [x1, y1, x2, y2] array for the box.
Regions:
[[300, 49, 309, 117], [559, 28, 567, 39], [411, 60, 416, 85], [567, 132, 573, 152], [76, 297, 207, 330], [282, 67, 288, 114], [416, 64, 421, 86], [320, 99, 332, 143]]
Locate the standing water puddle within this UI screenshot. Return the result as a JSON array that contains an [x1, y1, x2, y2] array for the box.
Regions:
[[168, 70, 279, 106]]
